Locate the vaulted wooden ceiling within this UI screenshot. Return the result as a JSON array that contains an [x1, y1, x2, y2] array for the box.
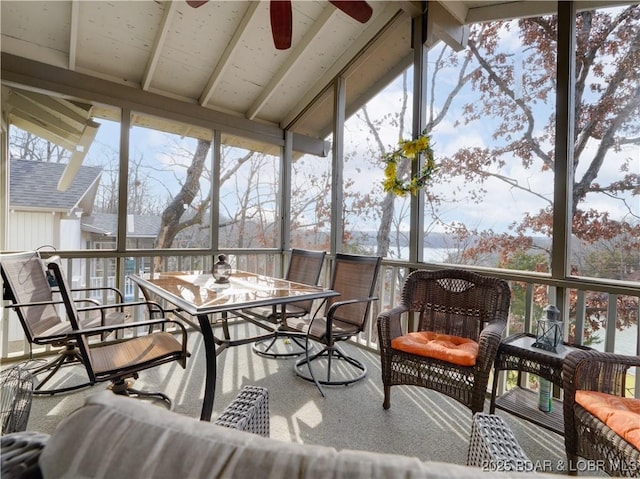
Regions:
[[1, 1, 627, 150]]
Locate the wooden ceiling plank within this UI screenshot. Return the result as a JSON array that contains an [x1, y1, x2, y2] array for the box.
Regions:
[[199, 2, 260, 107], [8, 93, 84, 137], [281, 4, 402, 129], [9, 114, 79, 151], [247, 4, 336, 121], [18, 90, 90, 126], [142, 1, 178, 91]]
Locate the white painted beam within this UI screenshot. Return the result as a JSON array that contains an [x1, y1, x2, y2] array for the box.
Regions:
[[17, 90, 90, 128], [9, 114, 78, 151], [199, 2, 260, 107], [69, 1, 80, 70], [247, 4, 335, 120], [142, 1, 177, 91], [427, 2, 469, 52], [7, 92, 84, 138], [282, 4, 402, 129], [57, 120, 100, 191]]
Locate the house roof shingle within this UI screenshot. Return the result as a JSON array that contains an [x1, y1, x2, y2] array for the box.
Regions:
[[9, 159, 102, 212], [82, 212, 161, 238]]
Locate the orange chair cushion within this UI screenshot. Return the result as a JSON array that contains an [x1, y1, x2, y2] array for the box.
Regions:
[[575, 390, 640, 449], [391, 331, 479, 366]]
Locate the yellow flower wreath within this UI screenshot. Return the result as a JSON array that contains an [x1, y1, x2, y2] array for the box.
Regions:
[[382, 131, 436, 196]]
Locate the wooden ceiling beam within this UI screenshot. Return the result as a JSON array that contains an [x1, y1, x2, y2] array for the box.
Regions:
[[69, 0, 80, 70], [9, 115, 78, 151], [199, 2, 260, 107], [247, 4, 336, 121], [142, 1, 178, 91], [282, 3, 402, 129], [58, 120, 100, 191]]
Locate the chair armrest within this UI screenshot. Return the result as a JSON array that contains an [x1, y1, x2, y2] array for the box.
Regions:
[[67, 318, 188, 339], [476, 318, 507, 373], [214, 386, 269, 437], [376, 305, 409, 347], [1, 431, 49, 479], [563, 350, 640, 399], [70, 286, 124, 304], [145, 300, 166, 318], [323, 296, 378, 336], [326, 296, 378, 317], [76, 300, 163, 314]]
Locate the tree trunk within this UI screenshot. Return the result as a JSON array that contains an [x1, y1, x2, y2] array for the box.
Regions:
[[154, 139, 211, 271]]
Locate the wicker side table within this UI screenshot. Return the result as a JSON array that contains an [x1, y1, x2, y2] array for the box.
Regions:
[[467, 413, 533, 472], [490, 332, 591, 434], [214, 385, 270, 437]]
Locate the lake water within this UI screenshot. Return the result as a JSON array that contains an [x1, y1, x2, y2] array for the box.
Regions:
[[593, 324, 638, 357], [393, 247, 454, 262]]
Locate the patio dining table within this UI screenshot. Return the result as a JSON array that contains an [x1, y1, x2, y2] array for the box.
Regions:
[[128, 270, 338, 421]]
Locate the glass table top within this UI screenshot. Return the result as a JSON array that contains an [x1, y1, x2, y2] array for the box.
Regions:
[[130, 270, 336, 314]]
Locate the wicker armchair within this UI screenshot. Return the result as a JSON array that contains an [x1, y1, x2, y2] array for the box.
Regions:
[[377, 269, 511, 414], [562, 350, 640, 477]]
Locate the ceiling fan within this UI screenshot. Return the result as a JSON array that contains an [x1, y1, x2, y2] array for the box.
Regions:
[[186, 1, 373, 50]]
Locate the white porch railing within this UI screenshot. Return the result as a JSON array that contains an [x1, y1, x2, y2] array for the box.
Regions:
[[2, 251, 638, 397]]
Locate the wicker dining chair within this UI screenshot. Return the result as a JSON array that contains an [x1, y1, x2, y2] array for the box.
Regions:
[[377, 269, 511, 415], [284, 253, 382, 396], [563, 349, 640, 477]]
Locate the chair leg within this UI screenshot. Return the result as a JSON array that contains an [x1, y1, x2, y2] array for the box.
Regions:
[[109, 377, 171, 408], [294, 342, 367, 395], [383, 385, 391, 410], [31, 344, 93, 395]]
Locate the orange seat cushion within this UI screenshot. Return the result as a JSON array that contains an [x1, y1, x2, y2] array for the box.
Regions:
[[391, 331, 479, 366], [576, 390, 640, 449]]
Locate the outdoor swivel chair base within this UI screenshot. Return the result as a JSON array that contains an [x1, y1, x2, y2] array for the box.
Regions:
[[294, 343, 367, 397], [246, 249, 327, 359], [284, 253, 381, 398], [109, 376, 171, 407], [252, 330, 310, 359]]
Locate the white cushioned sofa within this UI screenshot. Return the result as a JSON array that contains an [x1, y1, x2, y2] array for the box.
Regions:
[[2, 390, 561, 479]]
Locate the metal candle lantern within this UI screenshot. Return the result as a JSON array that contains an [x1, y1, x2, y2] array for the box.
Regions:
[[212, 254, 231, 283], [532, 304, 563, 353]]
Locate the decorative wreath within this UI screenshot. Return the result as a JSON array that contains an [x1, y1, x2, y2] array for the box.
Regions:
[[381, 131, 437, 196]]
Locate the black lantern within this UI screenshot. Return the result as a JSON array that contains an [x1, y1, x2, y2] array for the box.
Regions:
[[532, 304, 562, 352], [211, 254, 231, 283]]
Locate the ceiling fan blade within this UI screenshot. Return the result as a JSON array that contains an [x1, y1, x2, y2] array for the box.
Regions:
[[270, 0, 292, 50], [328, 1, 372, 23], [186, 1, 208, 7]]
